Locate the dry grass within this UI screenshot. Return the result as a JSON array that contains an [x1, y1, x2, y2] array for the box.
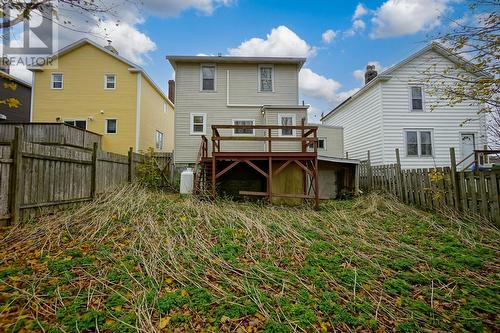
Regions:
[[0, 185, 498, 332]]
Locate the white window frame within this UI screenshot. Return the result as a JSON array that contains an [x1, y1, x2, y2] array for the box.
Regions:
[[190, 112, 207, 135], [317, 137, 327, 150], [258, 64, 274, 92], [232, 119, 255, 136], [155, 130, 164, 150], [200, 64, 216, 92], [64, 119, 87, 130], [104, 74, 117, 90], [404, 129, 434, 158], [105, 119, 118, 134], [51, 73, 64, 89], [278, 113, 296, 137], [409, 85, 425, 112]]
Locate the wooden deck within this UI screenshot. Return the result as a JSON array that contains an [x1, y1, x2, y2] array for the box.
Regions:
[[194, 123, 321, 208]]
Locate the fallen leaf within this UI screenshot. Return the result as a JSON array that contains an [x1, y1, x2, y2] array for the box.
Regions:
[[158, 316, 171, 329]]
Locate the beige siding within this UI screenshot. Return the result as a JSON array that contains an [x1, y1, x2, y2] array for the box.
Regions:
[[323, 83, 383, 164], [174, 62, 301, 164], [315, 125, 344, 158], [381, 49, 487, 168]]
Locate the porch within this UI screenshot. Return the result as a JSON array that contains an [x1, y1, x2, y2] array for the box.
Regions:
[[194, 124, 321, 208]]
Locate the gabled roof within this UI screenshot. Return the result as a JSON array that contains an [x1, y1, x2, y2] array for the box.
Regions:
[[167, 55, 306, 69], [29, 38, 174, 107], [321, 42, 489, 121], [0, 70, 31, 88]]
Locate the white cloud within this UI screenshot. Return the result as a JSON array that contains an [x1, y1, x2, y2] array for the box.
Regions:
[[353, 61, 387, 83], [228, 26, 317, 57], [353, 3, 368, 20], [141, 0, 234, 17], [322, 29, 337, 44], [299, 68, 357, 104], [370, 0, 450, 39], [90, 21, 156, 65], [352, 19, 366, 30], [307, 106, 324, 123]]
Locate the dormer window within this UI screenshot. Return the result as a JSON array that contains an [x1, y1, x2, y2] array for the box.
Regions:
[[201, 64, 216, 91], [259, 65, 274, 92]]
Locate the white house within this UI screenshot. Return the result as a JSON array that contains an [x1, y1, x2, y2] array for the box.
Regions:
[[322, 43, 488, 169]]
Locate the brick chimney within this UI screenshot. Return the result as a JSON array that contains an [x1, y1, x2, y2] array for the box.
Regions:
[[168, 80, 175, 104], [364, 64, 377, 85]]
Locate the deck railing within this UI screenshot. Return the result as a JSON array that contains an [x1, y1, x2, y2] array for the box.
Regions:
[[211, 124, 319, 154]]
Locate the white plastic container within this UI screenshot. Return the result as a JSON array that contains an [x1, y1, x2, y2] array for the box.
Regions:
[[180, 168, 194, 194]]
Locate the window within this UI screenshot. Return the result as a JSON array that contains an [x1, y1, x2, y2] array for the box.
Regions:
[[106, 119, 117, 134], [190, 113, 206, 135], [278, 114, 296, 136], [308, 138, 326, 150], [405, 129, 433, 157], [233, 119, 255, 135], [105, 74, 116, 89], [51, 73, 63, 89], [201, 64, 216, 91], [64, 120, 87, 130], [410, 86, 423, 111], [259, 65, 274, 92], [155, 131, 164, 150]]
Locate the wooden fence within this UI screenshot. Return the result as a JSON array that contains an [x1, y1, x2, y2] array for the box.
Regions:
[[0, 123, 102, 150], [0, 127, 172, 225], [359, 148, 500, 224]]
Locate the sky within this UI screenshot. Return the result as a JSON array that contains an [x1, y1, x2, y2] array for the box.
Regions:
[[8, 0, 476, 122]]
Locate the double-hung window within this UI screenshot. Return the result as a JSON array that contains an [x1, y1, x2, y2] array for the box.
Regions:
[[51, 73, 63, 89], [105, 74, 116, 89], [405, 129, 433, 157], [155, 131, 164, 150], [106, 119, 117, 134], [64, 120, 87, 130], [259, 65, 274, 92], [278, 114, 296, 137], [201, 64, 216, 91], [309, 138, 326, 150], [233, 119, 255, 136], [410, 86, 424, 111], [190, 113, 207, 135]]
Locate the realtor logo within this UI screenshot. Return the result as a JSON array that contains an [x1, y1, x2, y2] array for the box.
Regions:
[[1, 2, 58, 66]]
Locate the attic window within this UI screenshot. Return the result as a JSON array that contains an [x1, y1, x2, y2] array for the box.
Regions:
[[410, 86, 423, 111]]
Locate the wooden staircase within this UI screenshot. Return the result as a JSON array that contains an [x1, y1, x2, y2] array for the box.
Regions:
[[193, 136, 210, 195]]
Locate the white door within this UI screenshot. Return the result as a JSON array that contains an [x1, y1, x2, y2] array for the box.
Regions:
[[460, 133, 475, 168]]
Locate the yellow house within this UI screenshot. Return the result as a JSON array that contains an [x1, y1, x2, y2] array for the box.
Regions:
[[30, 39, 175, 155]]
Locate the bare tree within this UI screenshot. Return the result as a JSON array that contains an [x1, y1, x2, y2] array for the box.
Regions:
[[423, 0, 499, 146]]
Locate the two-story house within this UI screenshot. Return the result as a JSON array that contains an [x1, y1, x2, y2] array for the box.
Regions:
[[322, 43, 488, 169], [30, 38, 175, 155], [167, 55, 357, 204]]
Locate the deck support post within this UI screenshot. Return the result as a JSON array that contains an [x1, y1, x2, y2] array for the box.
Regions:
[[268, 157, 273, 204], [314, 156, 320, 210]]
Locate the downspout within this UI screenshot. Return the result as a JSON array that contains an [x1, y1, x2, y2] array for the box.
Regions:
[[135, 73, 142, 153]]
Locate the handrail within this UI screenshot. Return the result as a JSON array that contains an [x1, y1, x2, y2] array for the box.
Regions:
[[456, 151, 474, 167], [210, 124, 318, 154], [193, 135, 208, 193]]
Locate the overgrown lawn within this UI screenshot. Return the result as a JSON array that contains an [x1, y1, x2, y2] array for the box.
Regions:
[[0, 185, 498, 332]]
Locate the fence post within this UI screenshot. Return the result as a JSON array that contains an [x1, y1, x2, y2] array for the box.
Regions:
[[128, 147, 134, 183], [395, 148, 403, 200], [367, 151, 373, 191], [449, 147, 460, 210], [9, 127, 23, 225], [91, 142, 98, 198]]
